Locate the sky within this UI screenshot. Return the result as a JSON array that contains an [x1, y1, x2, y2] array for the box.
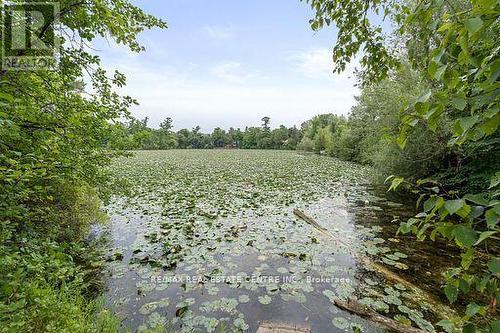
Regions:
[[94, 0, 361, 132]]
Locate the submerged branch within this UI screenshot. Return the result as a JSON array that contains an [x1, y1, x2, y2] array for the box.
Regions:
[[334, 298, 428, 333], [293, 208, 457, 320], [293, 209, 328, 232]]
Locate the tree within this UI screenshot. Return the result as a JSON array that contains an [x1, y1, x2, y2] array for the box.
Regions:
[[261, 116, 271, 132], [158, 117, 177, 149], [0, 0, 166, 330], [258, 117, 272, 149], [303, 0, 398, 83], [285, 126, 303, 150], [271, 125, 289, 149], [110, 116, 307, 151], [188, 126, 204, 149], [242, 126, 260, 149], [228, 127, 243, 147], [160, 117, 173, 131], [176, 129, 191, 149], [305, 0, 499, 330], [211, 127, 228, 148]]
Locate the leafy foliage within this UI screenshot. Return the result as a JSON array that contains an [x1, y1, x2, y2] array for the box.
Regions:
[[109, 116, 303, 150], [0, 0, 166, 331], [0, 238, 121, 332], [297, 66, 454, 182], [303, 0, 399, 83], [306, 0, 499, 331]]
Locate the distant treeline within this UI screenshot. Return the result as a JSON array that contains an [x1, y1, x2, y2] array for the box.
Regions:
[[296, 65, 499, 194], [113, 68, 496, 196], [109, 116, 304, 150], [110, 62, 498, 196]]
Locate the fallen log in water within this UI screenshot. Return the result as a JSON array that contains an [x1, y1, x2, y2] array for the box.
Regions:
[[292, 208, 457, 319], [334, 298, 428, 333], [256, 322, 311, 333], [358, 257, 456, 319], [293, 209, 328, 232]]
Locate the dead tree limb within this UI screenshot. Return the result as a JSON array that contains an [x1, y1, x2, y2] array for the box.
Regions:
[[293, 209, 328, 232], [334, 298, 428, 333], [292, 208, 456, 319]]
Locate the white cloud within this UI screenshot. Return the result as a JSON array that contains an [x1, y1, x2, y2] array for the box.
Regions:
[[99, 52, 358, 132], [210, 62, 259, 83], [291, 48, 333, 78], [202, 25, 234, 40], [289, 48, 358, 80]]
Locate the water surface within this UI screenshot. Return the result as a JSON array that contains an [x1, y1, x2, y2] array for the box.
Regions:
[[103, 150, 455, 332]]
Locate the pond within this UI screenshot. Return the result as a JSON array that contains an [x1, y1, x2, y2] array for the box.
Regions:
[[102, 150, 458, 332]]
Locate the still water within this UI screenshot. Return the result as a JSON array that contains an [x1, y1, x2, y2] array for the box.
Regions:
[[102, 150, 456, 332]]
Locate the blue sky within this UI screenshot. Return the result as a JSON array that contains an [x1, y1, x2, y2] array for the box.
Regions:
[[95, 0, 362, 132]]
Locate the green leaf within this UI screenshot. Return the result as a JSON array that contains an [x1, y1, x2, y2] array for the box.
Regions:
[[423, 196, 437, 212], [431, 48, 445, 63], [434, 64, 448, 80], [396, 132, 407, 149], [465, 303, 483, 317], [490, 172, 500, 189], [444, 283, 458, 303], [477, 275, 490, 292], [481, 113, 500, 135], [388, 177, 404, 191], [470, 206, 484, 219], [461, 249, 474, 269], [474, 231, 497, 245], [0, 92, 14, 103], [423, 106, 439, 120], [384, 175, 396, 183], [426, 104, 444, 132], [458, 49, 471, 66], [436, 319, 454, 333], [458, 278, 470, 293], [453, 225, 477, 248], [487, 257, 499, 274], [495, 202, 500, 214], [456, 203, 472, 218], [398, 218, 420, 235], [485, 208, 499, 228], [428, 60, 439, 78], [490, 321, 500, 333], [463, 323, 476, 333], [465, 17, 483, 34], [414, 102, 429, 117], [416, 90, 432, 104], [464, 194, 489, 206], [451, 98, 466, 111], [445, 199, 464, 215], [459, 116, 479, 132]]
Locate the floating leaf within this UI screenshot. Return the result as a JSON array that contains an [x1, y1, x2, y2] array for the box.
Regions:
[[332, 317, 350, 330], [258, 295, 272, 305]]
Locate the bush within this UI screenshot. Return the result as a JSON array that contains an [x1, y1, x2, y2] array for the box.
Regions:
[[0, 238, 121, 333], [296, 136, 315, 152], [1, 282, 120, 333], [298, 66, 456, 185], [0, 181, 115, 332]]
